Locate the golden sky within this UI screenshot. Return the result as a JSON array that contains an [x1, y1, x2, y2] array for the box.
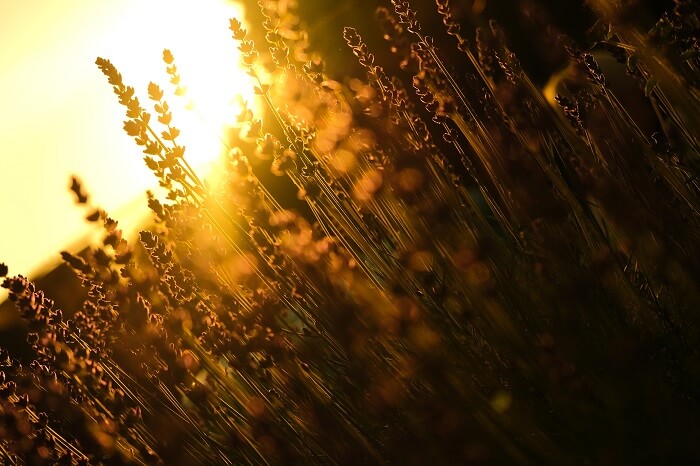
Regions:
[[0, 0, 252, 293]]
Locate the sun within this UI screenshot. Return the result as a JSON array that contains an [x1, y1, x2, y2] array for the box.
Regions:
[[0, 0, 257, 284], [105, 0, 257, 176]]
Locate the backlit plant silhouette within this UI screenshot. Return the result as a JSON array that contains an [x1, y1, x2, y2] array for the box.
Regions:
[[2, 0, 700, 464]]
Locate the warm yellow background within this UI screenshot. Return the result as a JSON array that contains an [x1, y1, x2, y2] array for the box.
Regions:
[[0, 0, 250, 294]]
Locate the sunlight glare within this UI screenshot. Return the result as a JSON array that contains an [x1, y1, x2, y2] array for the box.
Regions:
[[0, 0, 255, 289], [104, 0, 256, 177]]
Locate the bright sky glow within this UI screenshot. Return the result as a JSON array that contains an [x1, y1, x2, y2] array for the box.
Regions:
[[0, 0, 254, 292]]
